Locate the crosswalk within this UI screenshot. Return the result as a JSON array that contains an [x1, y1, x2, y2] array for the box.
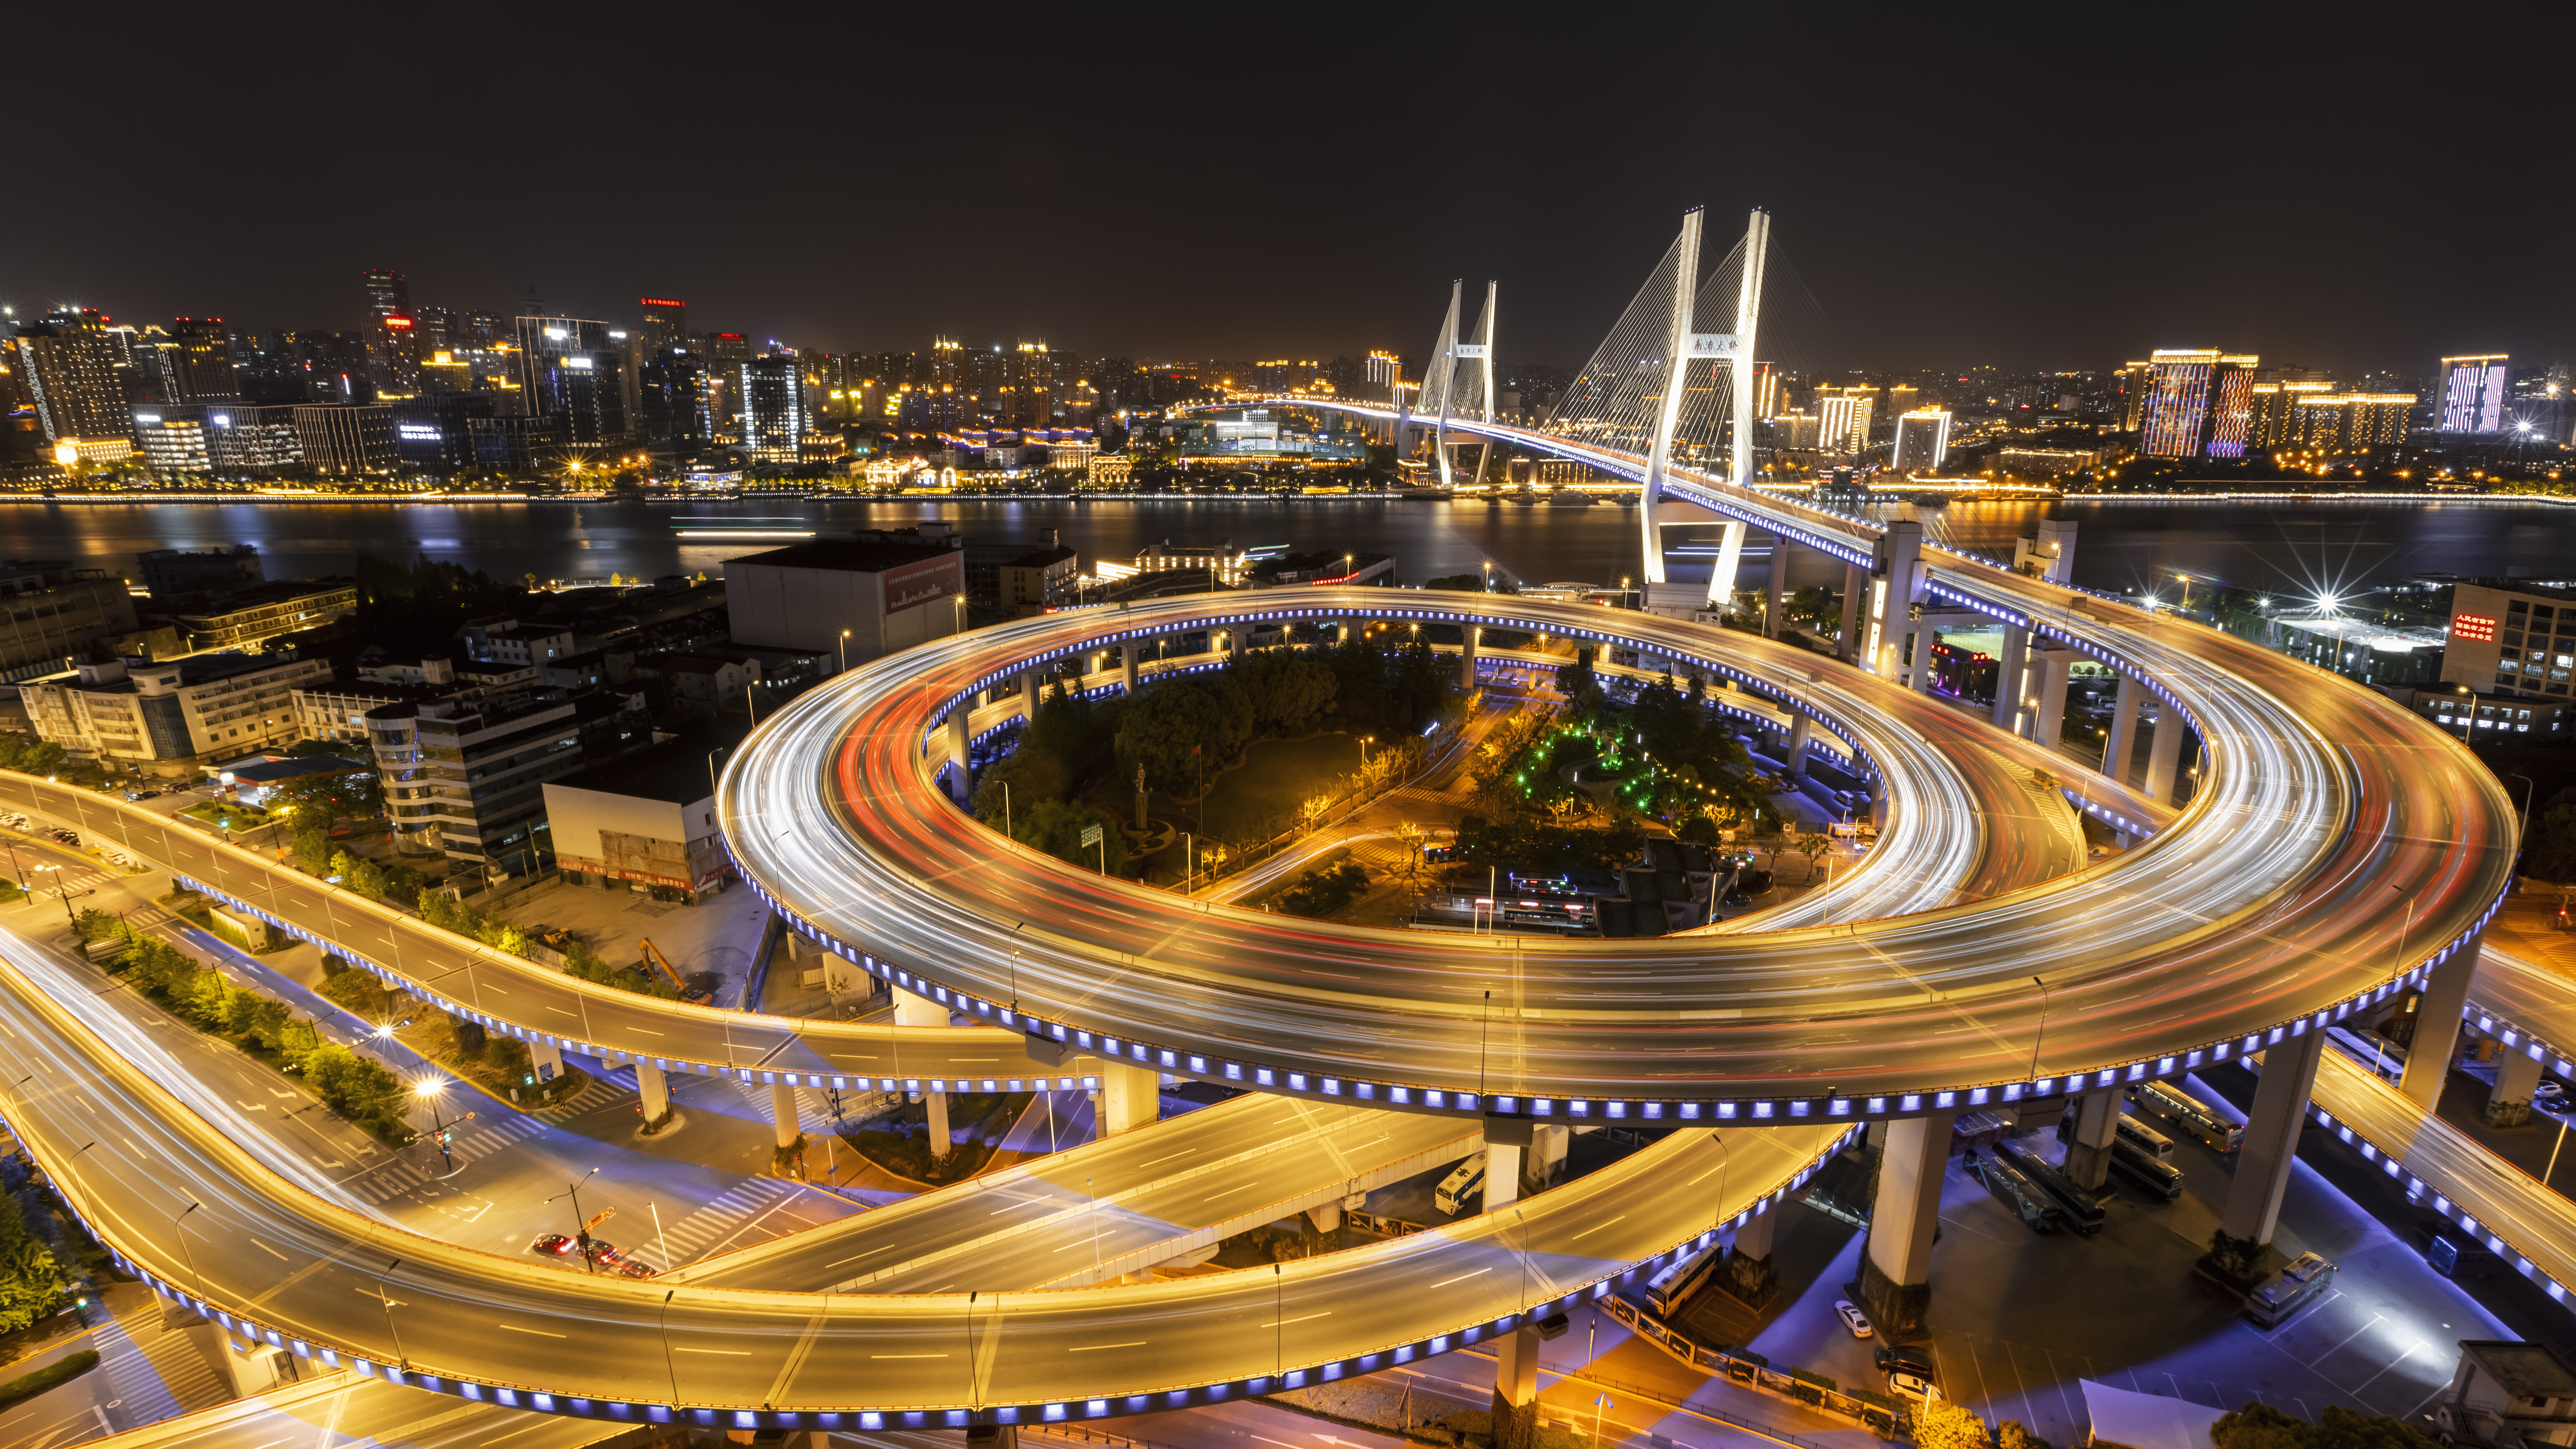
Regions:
[[95, 1293, 227, 1431], [648, 1176, 806, 1265], [530, 1073, 628, 1119], [348, 1114, 549, 1202]]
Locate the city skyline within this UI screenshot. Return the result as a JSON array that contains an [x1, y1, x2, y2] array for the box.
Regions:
[[4, 17, 2569, 377]]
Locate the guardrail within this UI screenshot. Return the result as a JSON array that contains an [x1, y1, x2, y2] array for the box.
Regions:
[[1601, 1293, 1909, 1440]]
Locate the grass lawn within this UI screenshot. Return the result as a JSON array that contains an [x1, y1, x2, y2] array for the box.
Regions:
[[1198, 733, 1364, 841]]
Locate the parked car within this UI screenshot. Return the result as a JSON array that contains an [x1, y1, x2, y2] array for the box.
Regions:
[[1834, 1300, 1873, 1338], [529, 1233, 578, 1256], [614, 1257, 660, 1280], [583, 1240, 623, 1265]]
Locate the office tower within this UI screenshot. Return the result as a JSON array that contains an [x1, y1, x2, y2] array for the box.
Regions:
[[1817, 391, 1874, 457], [638, 348, 711, 447], [2292, 393, 2415, 453], [9, 312, 128, 443], [1004, 341, 1053, 428], [360, 268, 420, 398], [739, 355, 803, 461], [639, 298, 686, 350], [1890, 409, 1952, 471], [2248, 381, 2334, 450], [1750, 361, 1781, 420], [2437, 355, 2510, 433], [163, 318, 238, 401], [302, 332, 375, 403], [2140, 350, 2258, 458], [515, 316, 627, 442], [413, 307, 455, 352], [462, 311, 505, 348], [2117, 360, 2154, 431]]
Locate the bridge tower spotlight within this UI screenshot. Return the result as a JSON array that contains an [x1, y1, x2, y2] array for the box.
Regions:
[[1637, 208, 1704, 590], [1706, 207, 1771, 609]]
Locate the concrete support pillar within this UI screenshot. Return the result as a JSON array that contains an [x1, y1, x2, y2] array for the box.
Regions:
[[1785, 715, 1814, 780], [1229, 628, 1246, 660], [1482, 1118, 1530, 1210], [768, 1081, 800, 1151], [1460, 626, 1480, 690], [1121, 645, 1138, 695], [1527, 1124, 1570, 1192], [1490, 1322, 1544, 1449], [1866, 520, 1924, 680], [2219, 1027, 2325, 1259], [892, 986, 949, 1027], [1840, 563, 1869, 663], [784, 928, 801, 962], [528, 1037, 564, 1091], [1097, 1060, 1161, 1136], [1909, 627, 1936, 695], [1859, 1110, 1953, 1338], [1991, 625, 2030, 731], [2103, 673, 2143, 787], [2029, 645, 2074, 754], [2485, 1047, 2544, 1128], [2143, 703, 2185, 801], [637, 1060, 670, 1127], [1022, 670, 1040, 718], [1720, 1193, 1781, 1307], [1306, 1202, 1343, 1234], [219, 1334, 293, 1396], [946, 710, 971, 795], [2400, 940, 2478, 1108], [1764, 537, 1790, 638], [2061, 1089, 2119, 1192], [924, 1085, 951, 1157], [822, 951, 869, 1002]]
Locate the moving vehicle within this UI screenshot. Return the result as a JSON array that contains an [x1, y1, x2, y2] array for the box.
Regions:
[[614, 1257, 660, 1280], [1644, 1240, 1722, 1318], [2113, 1114, 2175, 1162], [1435, 1152, 1488, 1215], [2129, 1080, 2245, 1152], [1834, 1300, 1873, 1338], [529, 1233, 578, 1256], [2244, 1251, 2334, 1328], [1962, 1148, 2059, 1233]]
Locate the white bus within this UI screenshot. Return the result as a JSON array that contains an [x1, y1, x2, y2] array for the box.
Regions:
[[1645, 1240, 1723, 1318], [2129, 1081, 2244, 1152], [2114, 1114, 2176, 1162], [1435, 1152, 1488, 1216], [2245, 1252, 2334, 1328]]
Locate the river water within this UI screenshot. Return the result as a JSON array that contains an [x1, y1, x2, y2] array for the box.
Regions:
[[0, 495, 2568, 601]]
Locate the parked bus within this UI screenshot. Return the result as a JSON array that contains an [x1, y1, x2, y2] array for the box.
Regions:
[[2108, 1137, 2184, 1200], [1435, 1152, 1488, 1216], [2129, 1080, 2245, 1152], [2114, 1114, 2176, 1162], [1963, 1149, 2059, 1234], [1993, 1138, 2105, 1234], [1644, 1240, 1723, 1318], [2245, 1252, 2335, 1328]]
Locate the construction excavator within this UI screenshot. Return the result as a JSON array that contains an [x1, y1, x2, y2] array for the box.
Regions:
[[639, 938, 714, 1005]]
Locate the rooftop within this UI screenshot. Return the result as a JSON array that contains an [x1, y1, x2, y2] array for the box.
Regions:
[[2460, 1340, 2576, 1398], [550, 713, 759, 807], [726, 536, 963, 574]]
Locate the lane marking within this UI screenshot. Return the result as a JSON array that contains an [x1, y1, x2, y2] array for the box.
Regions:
[[496, 1323, 567, 1338], [1430, 1268, 1490, 1287], [673, 1347, 752, 1356], [825, 1246, 893, 1266], [871, 1353, 948, 1359], [1261, 1312, 1332, 1327], [1569, 1215, 1628, 1240], [1069, 1342, 1147, 1352]]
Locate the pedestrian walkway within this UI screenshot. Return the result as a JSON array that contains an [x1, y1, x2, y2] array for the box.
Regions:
[[97, 1285, 227, 1430], [530, 1073, 626, 1120], [345, 1115, 548, 1202], [652, 1176, 808, 1265]]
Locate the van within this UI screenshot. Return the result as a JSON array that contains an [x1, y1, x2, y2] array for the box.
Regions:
[[1435, 1152, 1488, 1216]]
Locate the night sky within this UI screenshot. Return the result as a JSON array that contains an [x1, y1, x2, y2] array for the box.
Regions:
[[10, 14, 2568, 378]]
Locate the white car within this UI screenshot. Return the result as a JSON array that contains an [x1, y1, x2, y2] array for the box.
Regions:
[[1834, 1299, 1873, 1338]]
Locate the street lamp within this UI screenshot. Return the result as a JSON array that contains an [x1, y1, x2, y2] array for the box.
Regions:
[[838, 628, 851, 675], [2029, 975, 2050, 1081], [547, 1168, 604, 1274]]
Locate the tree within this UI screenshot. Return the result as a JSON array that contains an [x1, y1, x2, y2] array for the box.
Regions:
[[1116, 682, 1223, 799], [2528, 802, 2576, 883], [1911, 1399, 1994, 1449], [1277, 862, 1369, 918], [1016, 799, 1128, 875], [0, 1193, 67, 1334], [269, 765, 384, 825]]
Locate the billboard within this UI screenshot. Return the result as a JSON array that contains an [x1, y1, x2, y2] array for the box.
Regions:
[[881, 552, 960, 615]]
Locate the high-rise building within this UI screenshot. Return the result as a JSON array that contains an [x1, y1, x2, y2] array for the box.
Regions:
[[1002, 341, 1053, 428], [515, 317, 628, 443], [638, 298, 686, 350], [2117, 360, 2154, 432], [2140, 350, 2258, 459], [9, 312, 128, 444], [2248, 381, 2334, 450], [1817, 392, 1874, 457], [1890, 409, 1952, 471], [739, 356, 803, 461], [638, 347, 711, 448], [361, 268, 420, 399], [293, 403, 399, 473], [163, 318, 238, 401], [2292, 393, 2414, 454], [2437, 355, 2510, 433]]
